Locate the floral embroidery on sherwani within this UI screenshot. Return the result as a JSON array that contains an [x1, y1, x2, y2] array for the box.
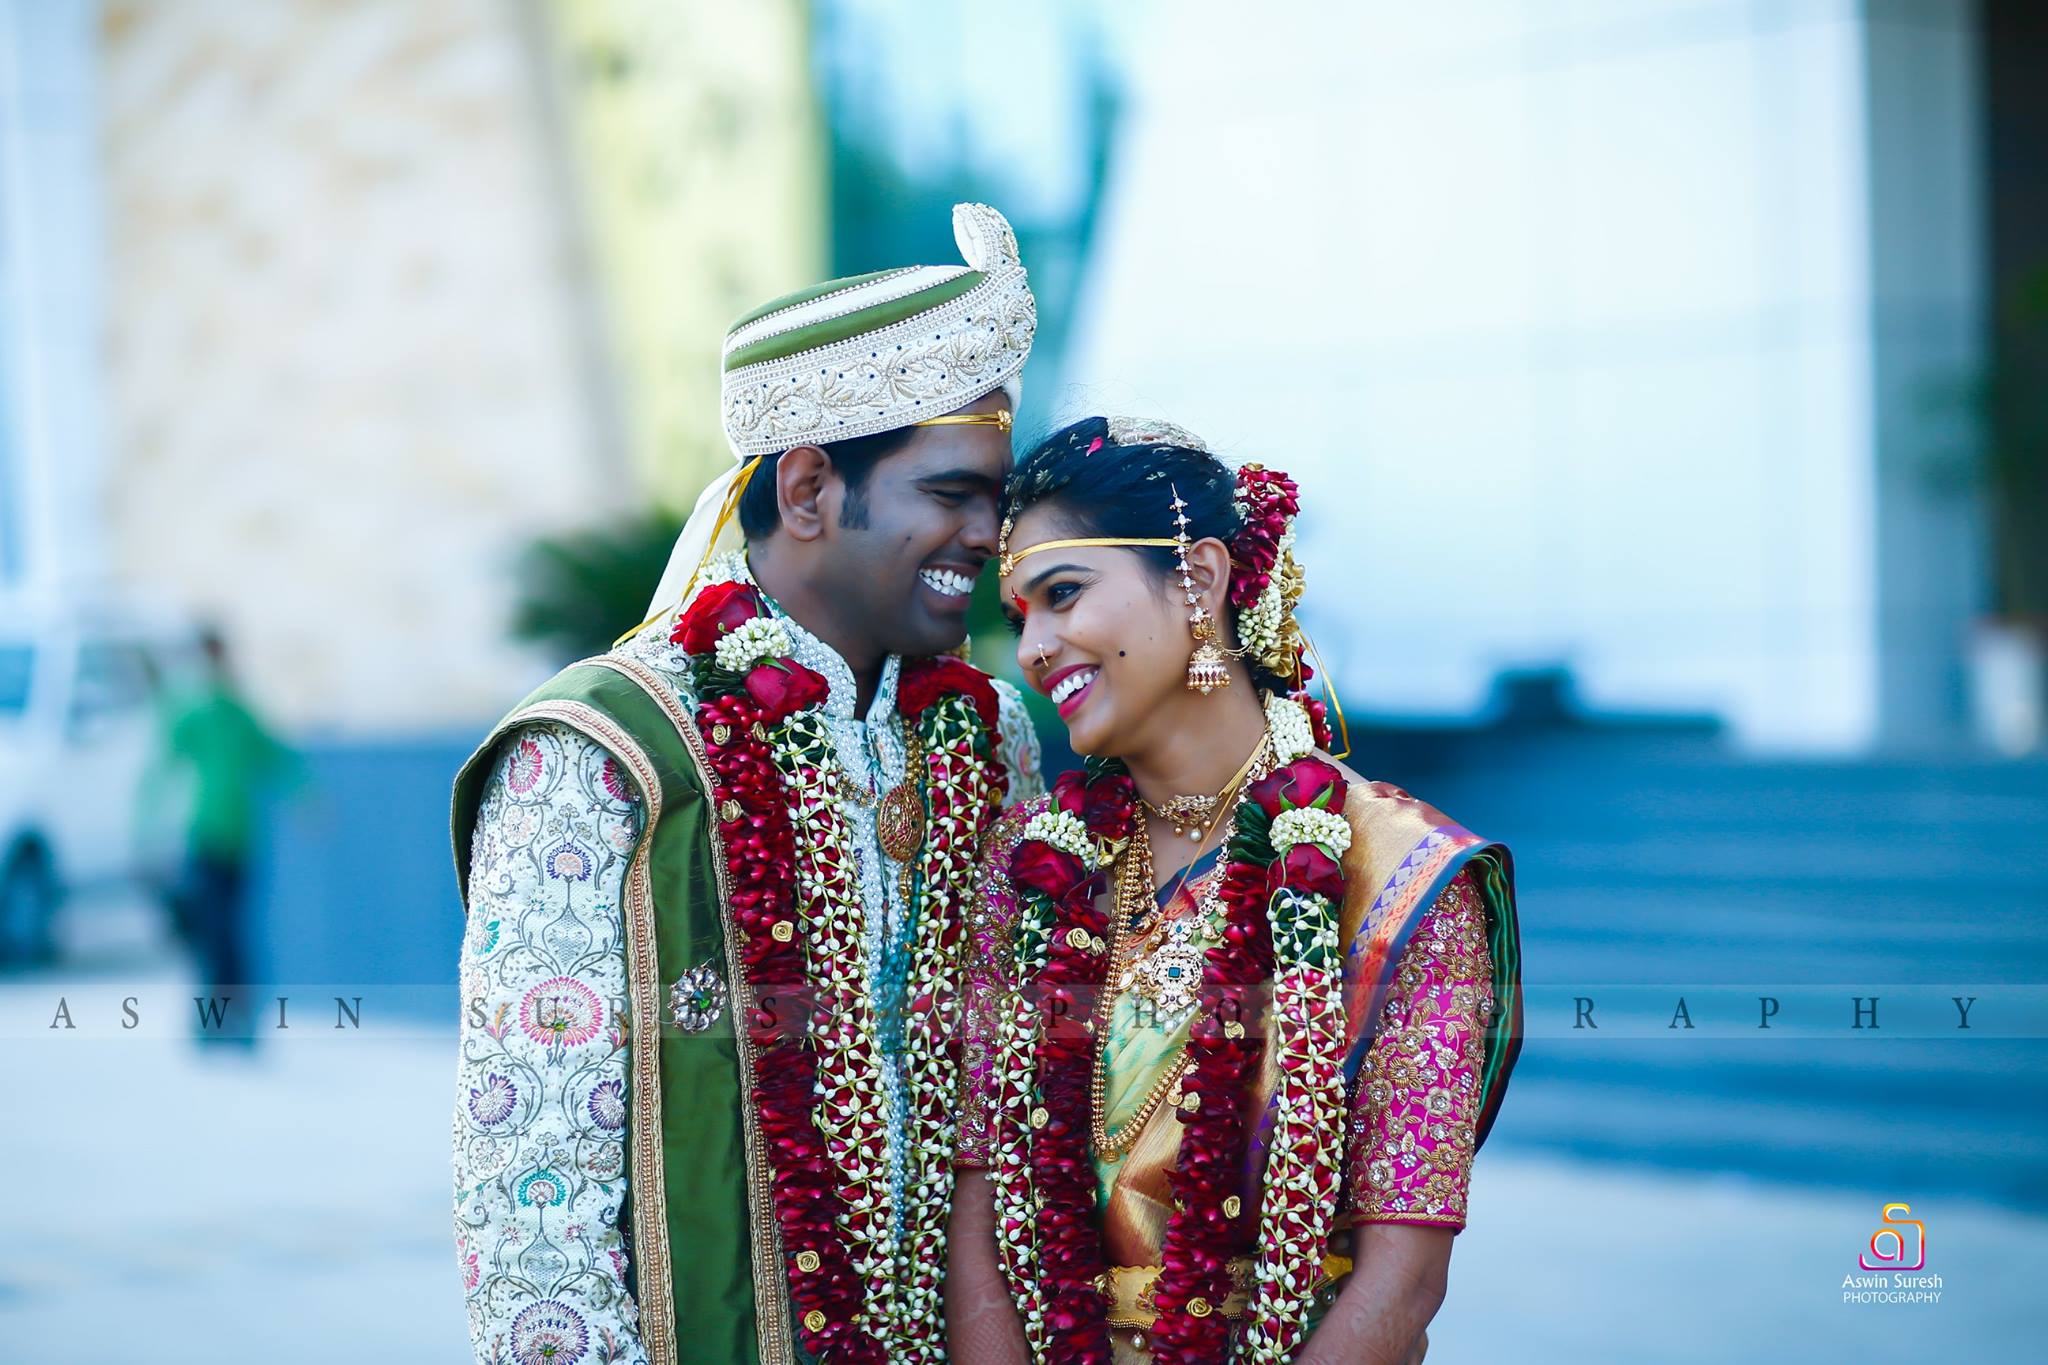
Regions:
[[1347, 867, 1494, 1229], [455, 721, 647, 1365]]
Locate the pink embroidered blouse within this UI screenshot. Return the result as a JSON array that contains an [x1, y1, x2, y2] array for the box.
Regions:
[[956, 814, 1494, 1234]]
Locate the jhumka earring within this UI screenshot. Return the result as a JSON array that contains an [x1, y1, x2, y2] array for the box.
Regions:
[[1187, 618, 1231, 695], [1172, 486, 1232, 696]]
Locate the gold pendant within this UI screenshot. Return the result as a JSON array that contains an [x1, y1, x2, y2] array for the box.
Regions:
[[1133, 940, 1205, 1016], [876, 780, 924, 862], [1149, 794, 1218, 843]]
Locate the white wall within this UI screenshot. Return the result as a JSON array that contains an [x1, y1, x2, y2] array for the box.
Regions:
[[0, 0, 104, 594], [1065, 0, 1967, 750], [99, 0, 619, 732]]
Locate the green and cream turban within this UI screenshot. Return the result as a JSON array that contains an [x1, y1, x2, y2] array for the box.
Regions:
[[642, 201, 1036, 620]]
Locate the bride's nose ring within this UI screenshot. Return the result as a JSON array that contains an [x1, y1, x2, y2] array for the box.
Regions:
[[1035, 642, 1052, 669]]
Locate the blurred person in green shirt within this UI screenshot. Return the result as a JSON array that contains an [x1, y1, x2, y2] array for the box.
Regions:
[[159, 628, 299, 1049]]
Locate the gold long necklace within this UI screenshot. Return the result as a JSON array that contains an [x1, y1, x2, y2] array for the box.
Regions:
[[1092, 737, 1271, 1161]]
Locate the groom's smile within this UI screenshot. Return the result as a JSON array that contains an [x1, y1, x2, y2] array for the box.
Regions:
[[917, 564, 979, 603]]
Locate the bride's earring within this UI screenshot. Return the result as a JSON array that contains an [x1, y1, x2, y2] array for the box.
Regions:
[[1187, 617, 1231, 695], [1171, 483, 1230, 696]]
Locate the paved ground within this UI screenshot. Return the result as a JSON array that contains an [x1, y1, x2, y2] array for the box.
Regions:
[[5, 984, 2041, 1361]]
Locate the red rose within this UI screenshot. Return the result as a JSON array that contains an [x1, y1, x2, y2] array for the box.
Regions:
[[1051, 769, 1089, 819], [744, 659, 830, 722], [1011, 840, 1090, 901], [1080, 770, 1136, 836], [898, 655, 999, 731], [1248, 757, 1346, 819], [673, 580, 765, 656], [1277, 841, 1346, 902]]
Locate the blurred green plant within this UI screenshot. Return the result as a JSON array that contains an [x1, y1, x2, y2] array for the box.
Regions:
[[1980, 266, 2048, 619], [510, 510, 685, 663], [1928, 263, 2048, 620]]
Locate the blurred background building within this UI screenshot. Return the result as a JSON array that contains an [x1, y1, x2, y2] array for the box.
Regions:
[[2, 1, 2044, 1360]]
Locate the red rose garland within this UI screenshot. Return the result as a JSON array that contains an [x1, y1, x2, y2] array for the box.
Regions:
[[1225, 465, 1300, 616], [1146, 837, 1273, 1363], [997, 765, 1138, 1362], [995, 720, 1352, 1363], [673, 580, 1008, 1362], [697, 686, 887, 1362], [776, 712, 899, 1332]]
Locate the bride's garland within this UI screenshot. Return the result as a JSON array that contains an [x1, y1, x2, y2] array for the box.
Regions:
[[990, 694, 1351, 1363], [673, 575, 1005, 1363], [994, 763, 1139, 1363]]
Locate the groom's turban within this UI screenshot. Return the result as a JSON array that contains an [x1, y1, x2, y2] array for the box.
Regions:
[[720, 201, 1036, 457], [641, 202, 1036, 621]]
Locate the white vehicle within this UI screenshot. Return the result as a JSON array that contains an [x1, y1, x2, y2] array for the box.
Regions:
[[0, 601, 198, 964]]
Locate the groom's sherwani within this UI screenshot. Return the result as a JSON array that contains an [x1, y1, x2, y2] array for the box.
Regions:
[[451, 600, 1040, 1365]]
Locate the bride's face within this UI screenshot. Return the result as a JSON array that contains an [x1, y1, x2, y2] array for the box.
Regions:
[[999, 503, 1231, 757]]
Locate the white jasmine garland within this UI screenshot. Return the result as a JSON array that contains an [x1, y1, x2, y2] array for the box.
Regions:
[[1238, 528, 1294, 669], [701, 548, 748, 588], [1019, 809, 1099, 865], [713, 615, 793, 673], [1269, 807, 1352, 858], [1264, 693, 1316, 763]]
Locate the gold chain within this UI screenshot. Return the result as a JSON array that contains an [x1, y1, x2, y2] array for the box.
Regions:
[[1092, 823, 1192, 1160], [1090, 738, 1273, 1161]]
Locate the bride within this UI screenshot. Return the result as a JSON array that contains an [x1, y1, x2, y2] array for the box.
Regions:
[[943, 417, 1523, 1364]]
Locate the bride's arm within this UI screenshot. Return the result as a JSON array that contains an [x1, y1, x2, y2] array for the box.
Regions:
[[946, 1171, 1028, 1363], [1295, 1223, 1450, 1365]]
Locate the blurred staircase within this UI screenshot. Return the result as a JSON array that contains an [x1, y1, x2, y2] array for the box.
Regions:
[[1370, 721, 2048, 1210]]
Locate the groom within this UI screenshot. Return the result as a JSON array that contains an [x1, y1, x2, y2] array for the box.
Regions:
[[451, 204, 1043, 1365]]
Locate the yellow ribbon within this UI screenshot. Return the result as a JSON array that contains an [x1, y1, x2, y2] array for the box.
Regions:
[[610, 454, 763, 648], [1301, 626, 1351, 760]]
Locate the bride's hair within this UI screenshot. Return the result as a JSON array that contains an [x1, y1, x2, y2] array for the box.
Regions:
[[1005, 416, 1298, 695]]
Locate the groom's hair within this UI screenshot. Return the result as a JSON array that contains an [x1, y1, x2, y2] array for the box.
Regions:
[[737, 426, 920, 540]]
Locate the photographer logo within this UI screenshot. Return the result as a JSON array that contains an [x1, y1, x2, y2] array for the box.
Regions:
[[1842, 1202, 1940, 1305]]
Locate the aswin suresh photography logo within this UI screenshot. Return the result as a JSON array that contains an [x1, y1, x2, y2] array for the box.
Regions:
[[1842, 1202, 1942, 1305]]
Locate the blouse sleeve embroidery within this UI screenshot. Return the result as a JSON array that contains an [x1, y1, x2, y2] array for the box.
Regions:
[[454, 721, 650, 1364], [954, 800, 1039, 1167], [989, 678, 1046, 807], [1347, 867, 1494, 1231]]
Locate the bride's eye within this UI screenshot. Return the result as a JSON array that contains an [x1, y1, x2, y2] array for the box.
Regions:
[[1046, 582, 1081, 609], [1002, 610, 1025, 637]]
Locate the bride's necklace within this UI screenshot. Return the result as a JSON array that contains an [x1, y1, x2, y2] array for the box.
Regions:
[[1094, 740, 1271, 1162], [1094, 822, 1190, 1161], [1139, 735, 1271, 844]]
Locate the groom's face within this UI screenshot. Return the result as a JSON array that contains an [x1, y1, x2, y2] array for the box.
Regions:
[[820, 389, 1013, 659]]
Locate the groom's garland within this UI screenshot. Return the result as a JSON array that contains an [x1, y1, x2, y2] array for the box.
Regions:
[[673, 574, 1006, 1364], [989, 694, 1351, 1363]]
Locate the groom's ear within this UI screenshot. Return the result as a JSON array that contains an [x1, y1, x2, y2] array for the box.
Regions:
[[774, 445, 832, 542]]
